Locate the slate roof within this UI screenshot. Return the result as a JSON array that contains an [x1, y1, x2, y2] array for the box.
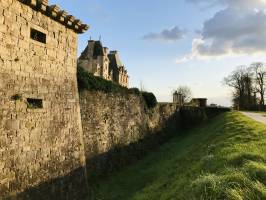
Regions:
[[93, 41, 104, 58], [108, 51, 124, 70], [79, 40, 104, 60]]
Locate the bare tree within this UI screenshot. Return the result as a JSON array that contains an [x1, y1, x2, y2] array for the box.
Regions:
[[249, 62, 266, 106], [140, 80, 145, 92], [174, 86, 192, 103], [223, 66, 255, 110]]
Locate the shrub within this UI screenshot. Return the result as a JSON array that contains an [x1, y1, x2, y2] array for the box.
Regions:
[[141, 91, 157, 108], [77, 66, 158, 108], [128, 87, 141, 95], [77, 66, 128, 93]]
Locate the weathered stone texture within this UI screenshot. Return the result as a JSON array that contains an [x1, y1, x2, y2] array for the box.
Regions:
[[0, 0, 87, 199], [79, 91, 179, 162]]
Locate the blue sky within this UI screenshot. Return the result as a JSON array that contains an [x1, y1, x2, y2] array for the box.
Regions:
[[50, 0, 266, 106]]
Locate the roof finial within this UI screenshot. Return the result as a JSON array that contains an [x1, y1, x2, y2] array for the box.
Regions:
[[99, 35, 102, 41]]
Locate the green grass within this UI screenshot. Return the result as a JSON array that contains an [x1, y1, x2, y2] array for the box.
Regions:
[[90, 112, 266, 200]]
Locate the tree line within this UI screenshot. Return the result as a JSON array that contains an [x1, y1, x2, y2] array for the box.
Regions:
[[224, 62, 266, 111]]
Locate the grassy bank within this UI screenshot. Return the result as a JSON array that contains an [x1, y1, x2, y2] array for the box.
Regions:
[[90, 112, 266, 200]]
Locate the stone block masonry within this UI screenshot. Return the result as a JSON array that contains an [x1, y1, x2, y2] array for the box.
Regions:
[[79, 91, 180, 175], [0, 0, 88, 199], [79, 91, 228, 178]]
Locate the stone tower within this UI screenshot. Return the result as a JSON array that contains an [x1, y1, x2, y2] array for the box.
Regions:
[[0, 0, 88, 199], [173, 91, 184, 106]]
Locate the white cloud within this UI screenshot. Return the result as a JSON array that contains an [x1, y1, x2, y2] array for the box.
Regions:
[[187, 0, 266, 8], [142, 26, 186, 42], [179, 0, 266, 62]]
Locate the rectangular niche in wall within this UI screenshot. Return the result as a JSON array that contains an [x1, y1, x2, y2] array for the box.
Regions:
[[30, 28, 46, 44], [27, 98, 43, 109]]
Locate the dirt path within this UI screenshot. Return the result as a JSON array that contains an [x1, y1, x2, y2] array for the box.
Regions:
[[241, 112, 266, 125]]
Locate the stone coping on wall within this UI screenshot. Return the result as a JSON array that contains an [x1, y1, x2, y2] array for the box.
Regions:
[[18, 0, 89, 33]]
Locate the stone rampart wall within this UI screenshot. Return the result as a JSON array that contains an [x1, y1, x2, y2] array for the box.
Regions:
[[79, 91, 180, 175], [0, 1, 87, 199]]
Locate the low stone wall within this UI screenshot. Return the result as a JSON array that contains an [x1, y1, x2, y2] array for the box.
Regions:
[[79, 91, 180, 176], [180, 106, 231, 128]]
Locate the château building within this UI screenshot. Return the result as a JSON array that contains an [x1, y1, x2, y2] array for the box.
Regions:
[[78, 40, 129, 87]]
